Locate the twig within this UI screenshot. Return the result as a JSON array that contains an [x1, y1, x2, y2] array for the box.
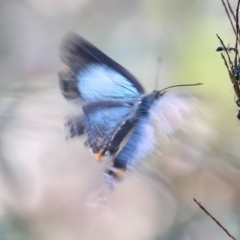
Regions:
[[233, 79, 240, 100], [193, 198, 237, 240], [234, 0, 240, 66], [216, 34, 233, 68], [219, 0, 240, 101], [226, 0, 236, 22], [221, 0, 237, 36], [220, 52, 234, 80]]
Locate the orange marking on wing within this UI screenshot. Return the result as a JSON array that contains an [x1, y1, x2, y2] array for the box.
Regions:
[[95, 152, 104, 162]]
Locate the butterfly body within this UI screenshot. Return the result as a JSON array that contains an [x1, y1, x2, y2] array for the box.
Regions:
[[59, 33, 197, 188]]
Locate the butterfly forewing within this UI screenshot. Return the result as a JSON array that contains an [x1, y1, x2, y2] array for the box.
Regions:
[[59, 32, 144, 103], [59, 33, 144, 157]]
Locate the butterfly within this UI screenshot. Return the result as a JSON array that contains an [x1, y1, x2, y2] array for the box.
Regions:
[[58, 32, 201, 188]]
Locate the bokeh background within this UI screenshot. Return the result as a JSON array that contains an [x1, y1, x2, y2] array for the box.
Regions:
[[0, 0, 240, 239]]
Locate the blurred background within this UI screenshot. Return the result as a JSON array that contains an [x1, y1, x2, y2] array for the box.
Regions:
[[0, 0, 240, 239]]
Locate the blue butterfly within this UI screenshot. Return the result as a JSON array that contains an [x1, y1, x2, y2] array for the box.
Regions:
[[59, 33, 201, 188]]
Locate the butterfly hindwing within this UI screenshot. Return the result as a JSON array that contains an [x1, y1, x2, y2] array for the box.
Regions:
[[82, 101, 135, 154]]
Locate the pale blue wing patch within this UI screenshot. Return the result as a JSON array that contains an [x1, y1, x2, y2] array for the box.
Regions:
[[78, 64, 140, 102]]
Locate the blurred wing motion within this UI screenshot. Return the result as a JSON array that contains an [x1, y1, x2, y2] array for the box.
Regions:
[[150, 93, 196, 134], [58, 32, 198, 187], [149, 93, 196, 154], [58, 33, 144, 156]]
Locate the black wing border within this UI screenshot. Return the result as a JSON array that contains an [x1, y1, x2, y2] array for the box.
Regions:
[[59, 32, 145, 94]]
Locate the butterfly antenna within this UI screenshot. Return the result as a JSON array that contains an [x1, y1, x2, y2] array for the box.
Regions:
[[160, 83, 203, 92], [154, 57, 163, 90]]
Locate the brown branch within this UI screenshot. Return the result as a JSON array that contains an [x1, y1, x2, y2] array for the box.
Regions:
[[220, 53, 234, 80], [226, 0, 236, 22], [233, 79, 240, 100], [234, 0, 240, 66], [194, 198, 237, 240], [216, 34, 233, 68], [221, 0, 237, 36]]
